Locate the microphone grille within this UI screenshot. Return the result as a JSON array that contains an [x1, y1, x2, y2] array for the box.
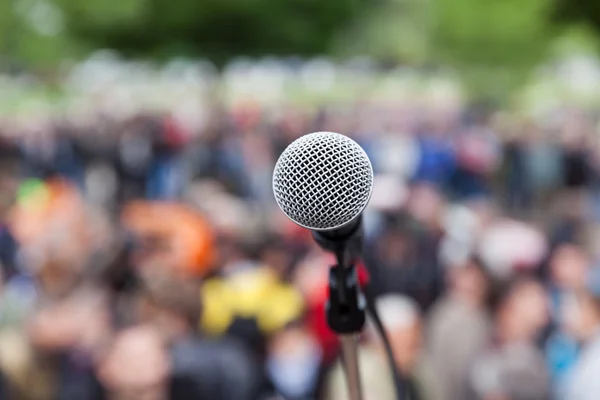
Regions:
[[273, 131, 374, 231]]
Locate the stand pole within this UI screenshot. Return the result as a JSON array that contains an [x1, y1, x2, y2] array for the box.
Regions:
[[326, 263, 365, 400], [339, 334, 363, 400]]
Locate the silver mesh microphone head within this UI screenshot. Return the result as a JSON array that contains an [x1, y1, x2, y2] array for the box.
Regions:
[[272, 131, 374, 231]]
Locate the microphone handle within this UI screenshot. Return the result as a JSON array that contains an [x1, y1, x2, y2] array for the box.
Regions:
[[312, 216, 364, 267]]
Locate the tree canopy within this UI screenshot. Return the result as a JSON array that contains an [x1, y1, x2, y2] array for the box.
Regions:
[[3, 0, 600, 99], [54, 0, 365, 64]]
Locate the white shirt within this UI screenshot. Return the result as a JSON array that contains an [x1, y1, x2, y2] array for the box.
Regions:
[[566, 333, 600, 400]]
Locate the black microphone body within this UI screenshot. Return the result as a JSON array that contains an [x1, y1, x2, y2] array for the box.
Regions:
[[312, 215, 364, 266]]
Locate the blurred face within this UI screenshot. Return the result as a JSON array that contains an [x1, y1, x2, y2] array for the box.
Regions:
[[551, 245, 589, 291], [407, 185, 444, 230], [562, 292, 600, 342], [132, 235, 175, 270], [501, 281, 549, 342], [518, 283, 549, 330], [267, 326, 322, 396], [261, 246, 292, 278], [388, 321, 422, 374], [380, 233, 409, 264], [98, 326, 170, 400], [28, 291, 111, 352], [450, 262, 488, 304]]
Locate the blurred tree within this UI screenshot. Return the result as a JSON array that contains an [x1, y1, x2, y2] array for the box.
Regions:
[[332, 0, 431, 64], [0, 0, 583, 105], [430, 0, 557, 100], [53, 0, 365, 65], [554, 0, 600, 34], [0, 0, 75, 70]]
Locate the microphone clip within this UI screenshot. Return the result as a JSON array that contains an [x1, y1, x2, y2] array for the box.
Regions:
[[326, 263, 366, 334]]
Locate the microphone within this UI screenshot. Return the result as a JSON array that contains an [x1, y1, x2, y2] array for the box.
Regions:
[[273, 132, 406, 400], [272, 131, 374, 262]]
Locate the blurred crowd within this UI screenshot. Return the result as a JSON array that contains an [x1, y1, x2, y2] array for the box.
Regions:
[[0, 93, 599, 400]]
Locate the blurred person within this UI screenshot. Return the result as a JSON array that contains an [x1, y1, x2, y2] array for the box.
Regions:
[[427, 256, 492, 400], [549, 244, 590, 309], [539, 213, 587, 285], [503, 127, 532, 213], [0, 209, 20, 282], [18, 127, 58, 181], [292, 251, 370, 368], [555, 114, 594, 226], [467, 277, 550, 400], [146, 115, 189, 200], [264, 323, 323, 400], [560, 115, 593, 193], [405, 183, 446, 237], [258, 235, 298, 281], [544, 244, 591, 396], [240, 127, 277, 204], [136, 266, 204, 343], [292, 251, 341, 365], [208, 110, 263, 198], [8, 179, 104, 297], [562, 288, 600, 400], [451, 122, 500, 200], [136, 267, 263, 400], [201, 260, 304, 355], [546, 243, 590, 324], [369, 115, 420, 181], [411, 112, 456, 190], [115, 116, 156, 202], [325, 295, 443, 400], [364, 203, 445, 311], [97, 325, 170, 400], [477, 218, 547, 281], [22, 284, 112, 400], [52, 126, 85, 189], [120, 201, 216, 278], [1, 178, 116, 399], [523, 126, 562, 213]]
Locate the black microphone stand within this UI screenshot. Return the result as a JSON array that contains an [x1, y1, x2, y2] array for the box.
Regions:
[[313, 217, 366, 400]]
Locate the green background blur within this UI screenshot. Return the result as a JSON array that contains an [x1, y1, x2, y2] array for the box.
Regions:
[[2, 0, 600, 100]]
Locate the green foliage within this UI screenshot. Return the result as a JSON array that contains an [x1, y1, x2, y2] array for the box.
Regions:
[[432, 0, 554, 66], [1, 0, 597, 103], [430, 0, 557, 100], [54, 0, 364, 64], [0, 0, 76, 69], [554, 0, 600, 32], [332, 0, 431, 63]]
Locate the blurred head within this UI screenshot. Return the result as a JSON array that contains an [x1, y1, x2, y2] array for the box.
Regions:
[[259, 237, 294, 279], [10, 179, 94, 295], [550, 244, 589, 291], [266, 324, 322, 398], [494, 278, 549, 344], [121, 201, 216, 278], [406, 184, 445, 232], [562, 290, 600, 342], [138, 267, 202, 342], [367, 295, 422, 374], [98, 325, 170, 400], [28, 286, 111, 353], [447, 257, 490, 307]]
